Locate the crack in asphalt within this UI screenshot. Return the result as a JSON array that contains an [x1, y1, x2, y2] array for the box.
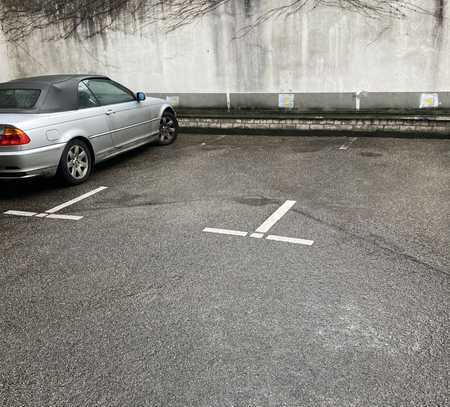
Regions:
[[290, 207, 448, 277]]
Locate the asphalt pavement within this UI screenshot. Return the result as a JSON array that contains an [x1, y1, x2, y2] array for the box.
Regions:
[[0, 134, 448, 406]]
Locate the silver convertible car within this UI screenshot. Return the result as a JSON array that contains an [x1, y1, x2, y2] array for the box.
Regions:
[[0, 75, 178, 184]]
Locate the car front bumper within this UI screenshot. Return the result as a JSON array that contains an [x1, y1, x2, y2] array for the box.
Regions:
[[0, 143, 65, 179]]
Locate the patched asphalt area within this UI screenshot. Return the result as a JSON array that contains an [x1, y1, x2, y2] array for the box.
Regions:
[[0, 134, 449, 406]]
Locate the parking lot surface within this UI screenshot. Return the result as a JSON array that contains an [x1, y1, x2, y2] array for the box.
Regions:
[[0, 134, 449, 406]]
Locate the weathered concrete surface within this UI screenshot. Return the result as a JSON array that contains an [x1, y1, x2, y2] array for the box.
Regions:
[[0, 0, 448, 94]]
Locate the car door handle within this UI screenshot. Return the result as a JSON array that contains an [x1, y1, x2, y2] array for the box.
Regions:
[[105, 109, 114, 116]]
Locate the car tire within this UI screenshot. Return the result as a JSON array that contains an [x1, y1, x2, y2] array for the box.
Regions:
[[57, 139, 93, 185], [158, 111, 178, 146]]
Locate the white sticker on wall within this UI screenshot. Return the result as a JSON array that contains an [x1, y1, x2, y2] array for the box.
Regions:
[[420, 93, 439, 108], [166, 96, 180, 107], [278, 94, 295, 109]]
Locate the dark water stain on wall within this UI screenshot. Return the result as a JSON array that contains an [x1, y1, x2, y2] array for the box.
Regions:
[[244, 0, 253, 18], [427, 0, 446, 89], [433, 0, 445, 47], [232, 0, 269, 91], [436, 0, 445, 22]]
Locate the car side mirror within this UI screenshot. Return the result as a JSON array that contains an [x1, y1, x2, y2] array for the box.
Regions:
[[136, 92, 146, 102]]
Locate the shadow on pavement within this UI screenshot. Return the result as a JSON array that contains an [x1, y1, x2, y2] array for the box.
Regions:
[[0, 177, 62, 200]]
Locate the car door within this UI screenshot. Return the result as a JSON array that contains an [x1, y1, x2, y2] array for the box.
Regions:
[[83, 78, 155, 150], [76, 81, 114, 160]]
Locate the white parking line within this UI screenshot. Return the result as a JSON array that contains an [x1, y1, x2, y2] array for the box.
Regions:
[[46, 186, 108, 214], [46, 214, 84, 221], [4, 210, 37, 217], [250, 233, 264, 239], [255, 200, 296, 233], [339, 137, 358, 150], [266, 235, 314, 246], [203, 227, 248, 237]]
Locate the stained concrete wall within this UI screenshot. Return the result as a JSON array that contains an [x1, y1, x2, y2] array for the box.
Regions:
[[0, 0, 448, 95], [149, 92, 450, 112]]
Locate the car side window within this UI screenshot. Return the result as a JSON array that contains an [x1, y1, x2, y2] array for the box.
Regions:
[[83, 79, 135, 106], [78, 82, 99, 109]]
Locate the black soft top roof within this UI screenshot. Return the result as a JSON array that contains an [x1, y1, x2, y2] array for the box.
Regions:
[[0, 74, 110, 113]]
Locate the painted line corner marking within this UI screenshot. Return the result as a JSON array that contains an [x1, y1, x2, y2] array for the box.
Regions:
[[202, 199, 314, 246], [4, 185, 108, 221]]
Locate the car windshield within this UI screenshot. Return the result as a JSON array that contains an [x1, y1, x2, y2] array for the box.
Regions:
[[0, 88, 41, 109]]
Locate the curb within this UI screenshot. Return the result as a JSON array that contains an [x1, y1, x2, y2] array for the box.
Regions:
[[177, 114, 450, 138]]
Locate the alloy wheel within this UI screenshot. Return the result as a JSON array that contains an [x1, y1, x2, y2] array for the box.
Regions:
[[67, 144, 89, 180], [159, 114, 177, 143]]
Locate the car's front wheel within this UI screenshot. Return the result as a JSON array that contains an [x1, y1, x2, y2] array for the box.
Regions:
[[158, 111, 178, 145], [58, 139, 93, 185]]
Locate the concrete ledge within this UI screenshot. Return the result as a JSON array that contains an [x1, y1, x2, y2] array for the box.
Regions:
[[178, 109, 450, 120], [177, 115, 450, 138]]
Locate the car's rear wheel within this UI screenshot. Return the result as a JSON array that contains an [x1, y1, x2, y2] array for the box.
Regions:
[[158, 111, 178, 145], [58, 139, 92, 185]]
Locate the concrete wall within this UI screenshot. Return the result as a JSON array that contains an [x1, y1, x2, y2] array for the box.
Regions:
[[0, 0, 448, 95]]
